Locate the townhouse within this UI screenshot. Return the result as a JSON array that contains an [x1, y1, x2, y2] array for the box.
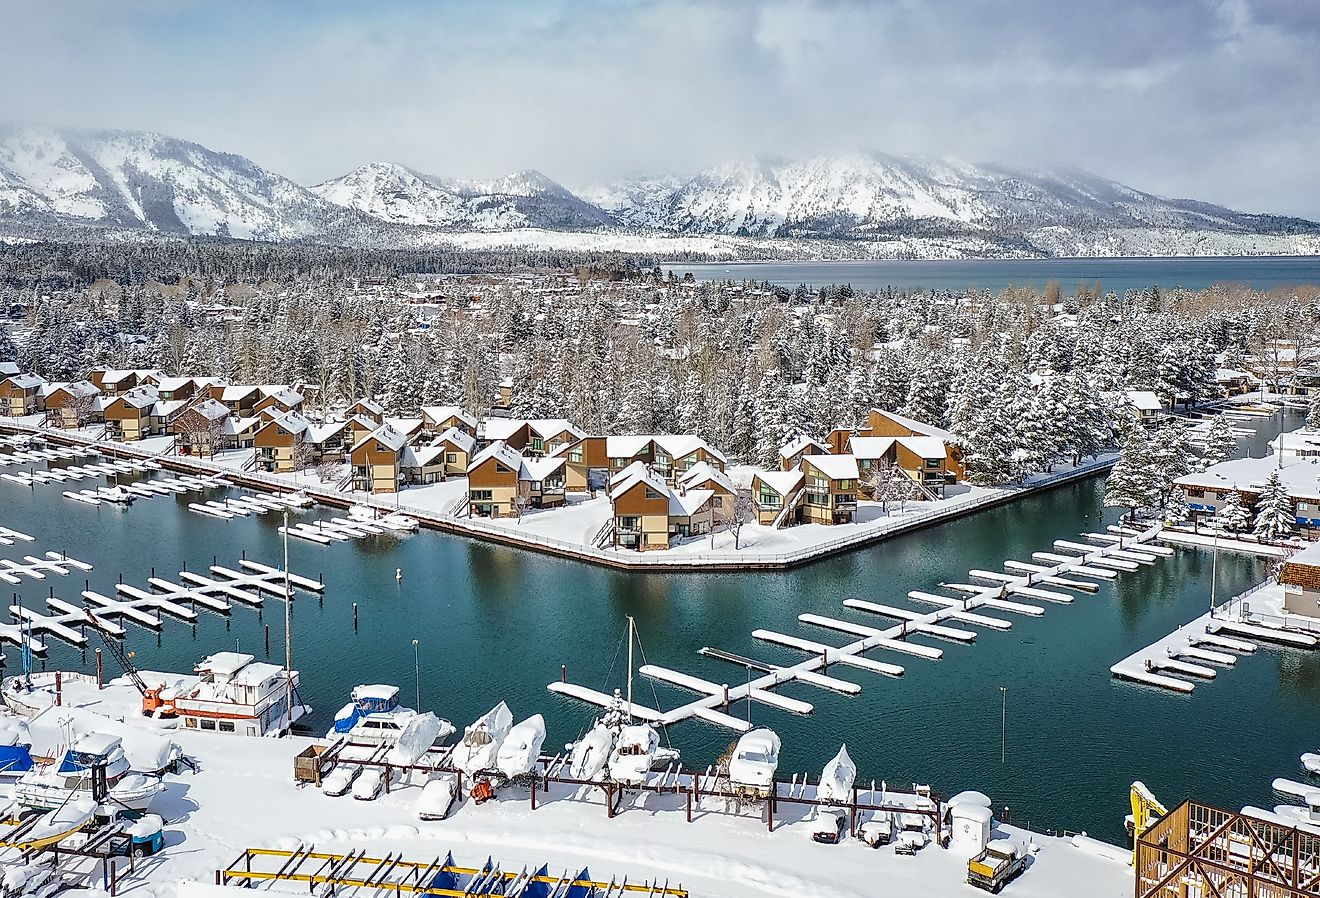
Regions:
[[606, 434, 727, 483], [677, 461, 738, 517], [102, 386, 164, 441], [825, 408, 966, 480], [1279, 542, 1320, 618], [1173, 455, 1320, 536], [350, 425, 409, 493], [481, 418, 583, 458], [171, 398, 235, 456], [88, 368, 165, 397], [778, 435, 830, 472], [752, 470, 805, 526], [421, 405, 477, 437], [252, 412, 313, 473], [849, 434, 951, 498], [0, 373, 47, 417], [466, 441, 567, 517], [433, 427, 476, 478], [608, 463, 675, 551], [41, 380, 100, 428], [799, 455, 860, 525]]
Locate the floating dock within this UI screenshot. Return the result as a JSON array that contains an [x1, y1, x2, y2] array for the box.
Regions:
[[554, 524, 1173, 731]]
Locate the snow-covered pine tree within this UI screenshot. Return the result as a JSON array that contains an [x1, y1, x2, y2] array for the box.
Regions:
[[1252, 470, 1296, 541], [1214, 490, 1253, 534], [1200, 416, 1237, 469], [1104, 428, 1159, 519], [1307, 394, 1320, 430], [1166, 487, 1191, 526]]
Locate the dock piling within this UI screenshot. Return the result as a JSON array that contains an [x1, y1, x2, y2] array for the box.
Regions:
[[353, 602, 359, 631]]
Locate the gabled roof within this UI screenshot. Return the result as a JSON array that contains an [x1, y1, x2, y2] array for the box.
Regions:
[[349, 397, 385, 416], [0, 362, 19, 377], [847, 436, 896, 460], [154, 376, 195, 393], [422, 405, 477, 430], [4, 373, 46, 390], [897, 436, 947, 460], [384, 417, 425, 436], [220, 384, 261, 402], [44, 380, 99, 399], [521, 456, 567, 482], [868, 408, 956, 442], [803, 454, 861, 481], [260, 387, 304, 407], [525, 419, 583, 441], [435, 426, 476, 453], [223, 415, 262, 436], [669, 488, 714, 517], [481, 417, 531, 442], [678, 460, 735, 494], [116, 385, 159, 410], [752, 469, 804, 496], [181, 398, 231, 422], [307, 420, 347, 444], [352, 423, 408, 454], [152, 399, 189, 418], [402, 444, 446, 468], [609, 461, 671, 500], [467, 440, 524, 475], [779, 435, 830, 460], [606, 435, 655, 459], [260, 410, 311, 436], [1125, 390, 1163, 412]]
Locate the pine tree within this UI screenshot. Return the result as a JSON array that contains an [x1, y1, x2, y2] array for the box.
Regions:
[[1307, 395, 1320, 430], [1200, 416, 1237, 469], [1214, 490, 1253, 534], [1104, 428, 1161, 519], [1166, 487, 1191, 526], [1252, 471, 1296, 541]]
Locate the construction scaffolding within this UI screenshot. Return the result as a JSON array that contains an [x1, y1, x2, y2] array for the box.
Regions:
[[1136, 800, 1320, 898]]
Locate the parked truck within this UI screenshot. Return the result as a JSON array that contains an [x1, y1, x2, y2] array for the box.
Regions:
[[967, 840, 1026, 893]]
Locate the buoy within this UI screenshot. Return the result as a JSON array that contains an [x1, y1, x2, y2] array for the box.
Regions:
[[395, 567, 402, 582]]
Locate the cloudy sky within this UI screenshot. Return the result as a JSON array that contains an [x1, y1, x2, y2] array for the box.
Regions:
[[4, 0, 1318, 217]]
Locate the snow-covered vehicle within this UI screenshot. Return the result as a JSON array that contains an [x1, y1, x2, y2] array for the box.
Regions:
[[416, 774, 458, 821], [811, 808, 848, 844], [728, 728, 780, 797], [968, 839, 1027, 893], [320, 765, 359, 797], [858, 813, 895, 847], [494, 714, 545, 779], [567, 722, 613, 782], [894, 829, 930, 855], [351, 767, 384, 800], [452, 702, 514, 777], [608, 724, 659, 786], [817, 744, 855, 804]]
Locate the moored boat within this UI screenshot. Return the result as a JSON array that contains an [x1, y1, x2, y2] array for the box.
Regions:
[[728, 727, 781, 798], [13, 732, 161, 818], [452, 702, 514, 777]]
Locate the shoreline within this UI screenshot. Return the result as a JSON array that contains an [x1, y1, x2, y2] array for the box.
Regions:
[[1, 419, 1115, 572]]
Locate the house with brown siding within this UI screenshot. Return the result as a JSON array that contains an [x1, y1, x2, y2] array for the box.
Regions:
[[350, 425, 408, 493], [154, 377, 199, 402], [606, 435, 727, 483], [254, 387, 304, 419], [0, 374, 47, 417], [41, 381, 101, 428], [102, 386, 162, 441], [252, 412, 311, 473], [1280, 542, 1320, 618], [422, 405, 477, 437], [826, 409, 966, 480], [215, 385, 262, 417], [345, 398, 385, 426], [466, 441, 566, 517], [678, 461, 737, 517], [401, 445, 446, 485], [609, 463, 673, 551], [800, 455, 860, 525], [555, 435, 609, 492], [171, 398, 234, 456], [752, 470, 804, 526], [434, 427, 476, 477], [779, 435, 830, 471], [89, 368, 165, 397]]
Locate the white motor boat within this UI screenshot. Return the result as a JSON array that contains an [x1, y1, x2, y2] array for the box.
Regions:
[[728, 727, 781, 798], [1301, 752, 1320, 775], [567, 721, 614, 782], [817, 744, 856, 804], [495, 714, 546, 779], [14, 733, 161, 817], [330, 684, 454, 752], [452, 701, 514, 777], [608, 724, 659, 786], [381, 513, 419, 532], [348, 505, 377, 522], [98, 486, 134, 505]]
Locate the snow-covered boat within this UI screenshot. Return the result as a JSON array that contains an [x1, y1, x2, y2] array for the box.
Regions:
[[347, 505, 376, 522], [817, 744, 856, 804], [567, 721, 614, 782], [98, 486, 134, 505], [452, 702, 514, 776], [495, 714, 546, 779], [1302, 752, 1320, 775], [13, 733, 162, 817], [728, 728, 781, 798], [381, 512, 419, 532], [284, 491, 314, 509], [609, 724, 660, 786], [330, 684, 454, 752], [18, 797, 98, 850]]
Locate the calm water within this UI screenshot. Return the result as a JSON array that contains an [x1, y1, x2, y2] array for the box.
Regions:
[[2, 417, 1311, 844], [673, 256, 1320, 296]]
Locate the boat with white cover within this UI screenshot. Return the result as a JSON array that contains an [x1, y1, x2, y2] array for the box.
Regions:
[[567, 721, 614, 782], [452, 701, 514, 776], [817, 744, 856, 804], [330, 684, 454, 750], [1302, 752, 1320, 775], [729, 727, 781, 798], [494, 714, 546, 779], [608, 724, 660, 786], [13, 733, 161, 817]]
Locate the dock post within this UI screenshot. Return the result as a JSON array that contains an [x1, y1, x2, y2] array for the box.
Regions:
[[95, 649, 103, 688], [560, 665, 566, 683], [353, 603, 359, 631], [722, 684, 729, 707], [686, 787, 692, 823], [767, 783, 775, 832], [265, 625, 270, 657], [55, 672, 62, 706], [606, 783, 614, 819], [850, 785, 857, 835], [531, 777, 537, 810]]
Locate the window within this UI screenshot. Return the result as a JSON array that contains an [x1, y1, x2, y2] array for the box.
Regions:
[[645, 488, 663, 500], [835, 493, 856, 505], [759, 489, 782, 507], [838, 479, 853, 490], [470, 489, 493, 501], [925, 459, 941, 469], [219, 720, 235, 733], [446, 453, 457, 464], [807, 490, 829, 506], [201, 718, 217, 731], [532, 437, 544, 452], [1187, 489, 1205, 499], [618, 516, 640, 531], [185, 717, 198, 728]]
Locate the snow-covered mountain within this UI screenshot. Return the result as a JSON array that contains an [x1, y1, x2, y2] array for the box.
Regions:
[[309, 163, 613, 230], [0, 123, 1315, 256], [587, 152, 1318, 247]]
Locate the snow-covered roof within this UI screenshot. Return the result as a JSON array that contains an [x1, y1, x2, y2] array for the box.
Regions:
[[526, 419, 582, 440], [220, 385, 261, 401], [184, 398, 231, 422], [99, 367, 161, 385], [44, 380, 99, 399], [384, 417, 424, 436], [261, 387, 304, 407], [468, 440, 524, 475], [1215, 368, 1255, 382], [605, 434, 726, 464], [435, 426, 476, 453], [307, 420, 347, 443], [354, 424, 408, 454], [422, 405, 476, 429], [349, 397, 385, 416], [609, 462, 670, 499], [264, 410, 311, 436], [1268, 429, 1320, 455], [521, 456, 566, 482], [231, 661, 284, 687], [3, 373, 45, 390], [1174, 454, 1320, 499], [1125, 390, 1163, 412], [751, 470, 804, 496], [847, 436, 896, 460], [152, 399, 189, 418], [197, 651, 254, 677], [117, 386, 160, 409], [778, 435, 829, 460], [679, 460, 735, 494], [869, 408, 955, 442], [606, 435, 654, 460], [669, 488, 714, 517], [224, 415, 261, 436], [898, 436, 947, 460], [803, 454, 861, 481], [155, 376, 195, 393], [1285, 541, 1320, 569], [0, 362, 18, 377]]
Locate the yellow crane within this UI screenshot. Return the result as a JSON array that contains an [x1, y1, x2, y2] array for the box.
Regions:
[[1128, 781, 1168, 865]]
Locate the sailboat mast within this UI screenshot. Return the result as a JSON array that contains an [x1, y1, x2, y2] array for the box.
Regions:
[[283, 507, 293, 732], [626, 615, 634, 720]]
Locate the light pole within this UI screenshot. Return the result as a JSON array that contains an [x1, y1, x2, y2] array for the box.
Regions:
[[412, 639, 421, 710], [1000, 686, 1008, 765]]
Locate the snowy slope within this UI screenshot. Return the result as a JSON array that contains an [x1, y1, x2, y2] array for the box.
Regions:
[[311, 163, 614, 231]]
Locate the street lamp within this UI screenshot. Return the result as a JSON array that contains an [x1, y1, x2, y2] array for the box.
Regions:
[[412, 639, 421, 710]]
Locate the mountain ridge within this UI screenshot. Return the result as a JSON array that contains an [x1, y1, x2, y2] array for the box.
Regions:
[[1, 122, 1317, 258]]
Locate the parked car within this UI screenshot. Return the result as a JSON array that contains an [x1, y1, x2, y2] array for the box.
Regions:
[[810, 808, 848, 844], [320, 765, 359, 797], [352, 767, 384, 800], [894, 828, 930, 855], [416, 774, 458, 821], [858, 813, 895, 848]]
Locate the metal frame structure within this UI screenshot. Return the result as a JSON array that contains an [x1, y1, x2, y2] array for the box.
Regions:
[[1136, 800, 1320, 898]]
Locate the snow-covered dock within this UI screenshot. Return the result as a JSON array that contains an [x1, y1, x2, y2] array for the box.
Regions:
[[0, 550, 92, 584], [0, 445, 97, 466], [1110, 580, 1319, 693], [278, 513, 415, 544], [554, 524, 1172, 731], [2, 458, 160, 487]]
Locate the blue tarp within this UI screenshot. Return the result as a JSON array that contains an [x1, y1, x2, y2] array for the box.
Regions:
[[521, 865, 551, 898], [565, 868, 595, 898], [333, 705, 361, 734], [0, 744, 33, 774], [429, 852, 458, 891]]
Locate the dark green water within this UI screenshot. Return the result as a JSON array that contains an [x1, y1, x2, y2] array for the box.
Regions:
[[674, 256, 1320, 296], [1, 417, 1310, 844]]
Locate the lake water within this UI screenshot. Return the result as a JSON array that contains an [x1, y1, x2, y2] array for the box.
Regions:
[[673, 256, 1320, 297], [2, 416, 1310, 845]]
